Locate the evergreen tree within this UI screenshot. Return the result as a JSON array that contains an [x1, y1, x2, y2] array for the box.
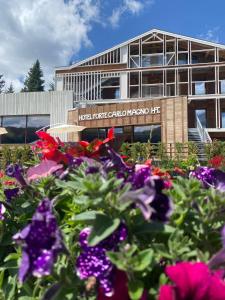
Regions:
[[0, 75, 5, 94], [48, 81, 55, 91], [6, 83, 15, 93], [22, 60, 45, 92]]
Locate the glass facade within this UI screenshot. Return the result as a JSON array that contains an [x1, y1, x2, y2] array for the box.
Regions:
[[134, 125, 161, 143], [1, 115, 50, 144], [81, 125, 161, 144]]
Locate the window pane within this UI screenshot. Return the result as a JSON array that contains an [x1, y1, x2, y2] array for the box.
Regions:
[[220, 80, 225, 94], [192, 51, 215, 64], [166, 84, 175, 96], [130, 72, 139, 85], [222, 112, 225, 128], [130, 86, 139, 98], [101, 77, 120, 87], [142, 71, 163, 84], [27, 115, 50, 143], [130, 57, 140, 68], [81, 129, 99, 142], [178, 53, 188, 65], [130, 44, 139, 55], [101, 87, 120, 99], [195, 109, 207, 128], [134, 125, 161, 143], [98, 129, 107, 139], [142, 86, 163, 98], [2, 116, 26, 144]]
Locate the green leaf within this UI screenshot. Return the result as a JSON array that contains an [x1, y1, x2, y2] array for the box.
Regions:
[[4, 252, 20, 262], [88, 214, 120, 246], [131, 249, 153, 271], [107, 252, 126, 270], [72, 211, 98, 222], [128, 279, 144, 300], [134, 222, 175, 235]]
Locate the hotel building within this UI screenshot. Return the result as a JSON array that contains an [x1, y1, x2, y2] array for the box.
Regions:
[[1, 29, 225, 144]]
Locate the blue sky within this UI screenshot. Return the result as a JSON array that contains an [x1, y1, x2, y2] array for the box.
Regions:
[[1, 0, 225, 90], [76, 0, 225, 63]]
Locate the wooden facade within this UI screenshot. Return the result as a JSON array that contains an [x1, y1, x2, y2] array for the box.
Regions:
[[67, 97, 188, 144]]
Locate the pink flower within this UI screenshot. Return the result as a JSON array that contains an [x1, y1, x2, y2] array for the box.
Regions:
[[27, 160, 63, 182], [158, 262, 225, 300]]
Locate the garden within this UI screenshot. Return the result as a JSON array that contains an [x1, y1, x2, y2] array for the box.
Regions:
[[0, 128, 225, 300]]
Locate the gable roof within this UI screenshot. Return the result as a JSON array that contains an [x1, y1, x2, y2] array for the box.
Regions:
[[55, 28, 225, 71]]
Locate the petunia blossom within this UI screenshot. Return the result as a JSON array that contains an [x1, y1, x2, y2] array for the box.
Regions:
[[5, 164, 27, 187], [76, 224, 127, 297], [158, 262, 225, 300], [27, 160, 63, 182], [13, 198, 66, 282]]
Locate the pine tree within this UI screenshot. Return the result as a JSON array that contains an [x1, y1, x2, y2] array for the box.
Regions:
[[22, 60, 45, 92], [6, 83, 15, 93], [0, 75, 5, 94], [48, 81, 55, 91]]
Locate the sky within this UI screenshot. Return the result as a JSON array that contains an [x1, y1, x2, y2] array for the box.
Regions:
[[1, 0, 225, 91]]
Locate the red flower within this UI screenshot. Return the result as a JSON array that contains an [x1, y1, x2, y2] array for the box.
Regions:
[[35, 131, 68, 164], [0, 171, 4, 178], [78, 128, 115, 157], [158, 262, 225, 300], [209, 156, 225, 169], [3, 180, 16, 186]]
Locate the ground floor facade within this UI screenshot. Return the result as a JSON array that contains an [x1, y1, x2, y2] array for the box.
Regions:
[[0, 91, 224, 144], [68, 97, 188, 145]]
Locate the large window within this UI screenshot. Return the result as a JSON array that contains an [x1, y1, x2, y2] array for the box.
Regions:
[[1, 115, 50, 144], [2, 116, 26, 144], [134, 125, 161, 143], [27, 115, 50, 143], [101, 77, 120, 100]]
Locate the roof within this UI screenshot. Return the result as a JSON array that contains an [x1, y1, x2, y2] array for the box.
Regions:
[[55, 28, 225, 71]]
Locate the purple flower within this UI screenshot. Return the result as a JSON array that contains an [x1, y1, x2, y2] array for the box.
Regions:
[[5, 164, 27, 187], [190, 167, 225, 191], [120, 176, 173, 222], [190, 167, 215, 188], [76, 224, 127, 296], [85, 166, 100, 175], [13, 198, 66, 282], [103, 147, 133, 174], [131, 166, 151, 189], [4, 188, 19, 202], [0, 203, 6, 220]]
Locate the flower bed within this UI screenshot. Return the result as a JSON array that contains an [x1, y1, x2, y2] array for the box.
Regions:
[[0, 129, 225, 300]]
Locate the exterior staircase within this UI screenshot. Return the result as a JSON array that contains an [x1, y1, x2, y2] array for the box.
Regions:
[[188, 128, 207, 161]]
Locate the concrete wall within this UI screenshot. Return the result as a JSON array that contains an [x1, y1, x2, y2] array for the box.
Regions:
[[0, 91, 74, 141]]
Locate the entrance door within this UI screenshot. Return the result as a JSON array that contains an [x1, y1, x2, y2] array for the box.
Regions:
[[195, 109, 207, 128]]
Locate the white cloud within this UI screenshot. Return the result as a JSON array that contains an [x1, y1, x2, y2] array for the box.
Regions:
[[0, 0, 100, 91], [109, 0, 154, 28], [199, 27, 220, 43]]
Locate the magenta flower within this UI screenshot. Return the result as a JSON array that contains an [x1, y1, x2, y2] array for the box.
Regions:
[[27, 160, 63, 182], [158, 262, 225, 300]]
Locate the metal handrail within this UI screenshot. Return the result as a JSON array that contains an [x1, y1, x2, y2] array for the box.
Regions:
[[196, 116, 212, 143]]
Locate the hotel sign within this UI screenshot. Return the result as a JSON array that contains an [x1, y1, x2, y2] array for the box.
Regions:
[[79, 106, 160, 121]]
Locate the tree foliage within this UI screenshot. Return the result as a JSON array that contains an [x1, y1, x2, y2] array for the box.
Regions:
[[22, 60, 45, 92], [6, 83, 15, 94], [0, 74, 5, 93]]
